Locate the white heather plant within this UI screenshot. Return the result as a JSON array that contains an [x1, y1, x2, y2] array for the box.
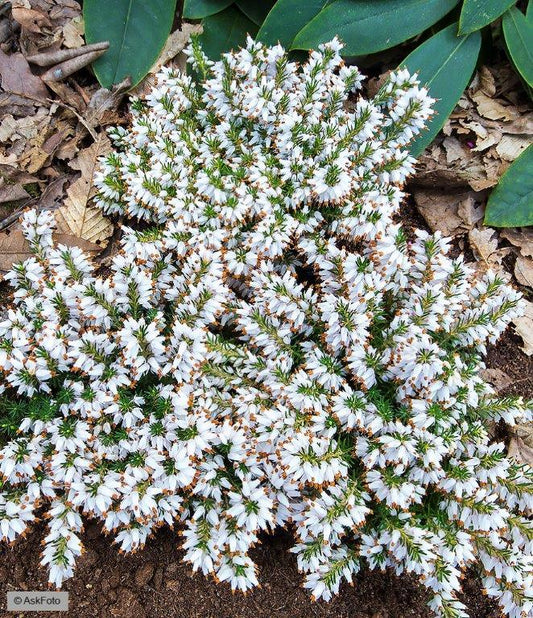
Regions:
[[0, 37, 532, 618]]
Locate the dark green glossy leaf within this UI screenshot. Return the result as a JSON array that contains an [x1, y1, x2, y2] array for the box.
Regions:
[[401, 23, 481, 157], [503, 6, 533, 87], [484, 144, 533, 227], [236, 0, 276, 26], [256, 0, 329, 48], [292, 0, 459, 55], [458, 0, 516, 34], [183, 0, 233, 19], [84, 0, 177, 88], [198, 6, 258, 59]]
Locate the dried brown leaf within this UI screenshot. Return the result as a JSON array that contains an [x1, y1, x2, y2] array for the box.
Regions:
[[0, 228, 101, 273], [0, 49, 48, 99], [55, 134, 113, 246], [85, 76, 130, 129], [471, 91, 519, 122], [413, 190, 464, 236], [11, 6, 52, 34], [62, 16, 84, 48], [456, 194, 484, 228], [0, 183, 30, 203], [513, 300, 533, 356], [500, 229, 533, 258], [495, 134, 530, 162], [514, 256, 533, 288], [38, 175, 69, 210], [480, 368, 513, 392], [508, 424, 533, 466], [469, 227, 510, 267], [442, 137, 467, 163], [478, 66, 496, 97], [413, 190, 485, 236]]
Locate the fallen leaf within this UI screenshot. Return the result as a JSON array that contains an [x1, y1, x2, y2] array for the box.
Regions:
[[495, 134, 531, 162], [471, 91, 519, 122], [0, 164, 38, 186], [0, 49, 48, 99], [55, 134, 113, 246], [469, 227, 511, 267], [442, 136, 467, 163], [500, 229, 533, 258], [456, 194, 484, 228], [49, 1, 82, 25], [36, 175, 69, 211], [508, 424, 533, 465], [513, 300, 533, 356], [11, 6, 52, 34], [154, 23, 201, 71], [0, 228, 101, 273], [514, 256, 533, 288], [85, 76, 131, 129], [481, 368, 513, 392], [0, 108, 50, 142], [478, 66, 496, 97], [55, 137, 80, 161], [413, 190, 484, 236], [0, 98, 33, 122], [0, 184, 30, 203], [62, 16, 84, 48]]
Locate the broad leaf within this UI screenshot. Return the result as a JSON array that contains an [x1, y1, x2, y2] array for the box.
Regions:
[[257, 0, 330, 48], [236, 0, 276, 26], [484, 144, 533, 227], [292, 0, 459, 55], [401, 23, 481, 157], [84, 0, 177, 88], [183, 0, 233, 19], [198, 6, 258, 59], [459, 0, 516, 34], [502, 6, 533, 87]]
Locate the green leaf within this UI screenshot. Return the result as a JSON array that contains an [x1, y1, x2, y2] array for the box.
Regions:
[[401, 23, 481, 157], [502, 7, 533, 87], [198, 6, 258, 59], [484, 144, 533, 227], [257, 0, 330, 48], [84, 0, 177, 89], [291, 0, 460, 55], [236, 0, 276, 26], [183, 0, 233, 19], [458, 0, 516, 34]]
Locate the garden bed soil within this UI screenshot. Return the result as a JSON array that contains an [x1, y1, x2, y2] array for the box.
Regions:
[[0, 523, 501, 618]]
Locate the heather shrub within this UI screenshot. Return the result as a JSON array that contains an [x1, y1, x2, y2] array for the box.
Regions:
[[1, 39, 531, 618]]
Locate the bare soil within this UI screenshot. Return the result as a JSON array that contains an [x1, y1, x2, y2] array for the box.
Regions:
[[0, 522, 502, 618]]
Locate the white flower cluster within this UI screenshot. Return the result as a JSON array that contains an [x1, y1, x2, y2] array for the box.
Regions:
[[1, 38, 532, 618]]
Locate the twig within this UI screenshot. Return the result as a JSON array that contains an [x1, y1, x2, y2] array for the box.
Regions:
[[41, 49, 109, 82], [7, 90, 98, 141], [26, 42, 109, 67], [0, 199, 34, 231]]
